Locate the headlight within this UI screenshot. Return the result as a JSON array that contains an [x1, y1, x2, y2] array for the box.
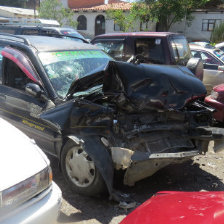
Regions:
[[0, 167, 52, 209], [211, 90, 218, 100]]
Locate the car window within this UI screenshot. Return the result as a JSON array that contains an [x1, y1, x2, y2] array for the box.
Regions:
[[38, 50, 111, 98], [135, 38, 165, 64], [213, 49, 224, 61], [21, 29, 39, 35], [200, 51, 222, 65], [191, 50, 202, 59], [170, 36, 191, 65], [94, 40, 124, 60], [4, 59, 33, 90]]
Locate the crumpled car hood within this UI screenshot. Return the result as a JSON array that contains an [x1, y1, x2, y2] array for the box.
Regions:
[[102, 61, 206, 112]]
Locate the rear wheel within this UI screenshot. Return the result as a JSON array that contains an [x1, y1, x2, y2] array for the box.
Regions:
[[61, 140, 106, 196]]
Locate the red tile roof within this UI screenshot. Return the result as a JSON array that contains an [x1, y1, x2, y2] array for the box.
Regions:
[[73, 2, 132, 12], [68, 0, 104, 9]]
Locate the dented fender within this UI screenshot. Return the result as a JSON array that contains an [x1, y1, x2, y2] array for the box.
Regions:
[[67, 135, 114, 195]]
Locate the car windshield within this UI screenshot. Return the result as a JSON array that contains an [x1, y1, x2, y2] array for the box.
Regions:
[[38, 50, 111, 98]]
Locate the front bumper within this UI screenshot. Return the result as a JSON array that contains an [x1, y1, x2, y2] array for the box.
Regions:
[[0, 182, 62, 224], [111, 127, 224, 186]]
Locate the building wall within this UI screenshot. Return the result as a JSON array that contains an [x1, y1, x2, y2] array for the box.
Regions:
[[74, 12, 156, 39], [170, 11, 224, 41], [60, 0, 68, 8]]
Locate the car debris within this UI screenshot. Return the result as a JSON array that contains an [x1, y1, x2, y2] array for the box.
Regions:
[[0, 34, 224, 205]]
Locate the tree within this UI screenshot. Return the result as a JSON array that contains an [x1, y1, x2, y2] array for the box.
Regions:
[[130, 3, 151, 31], [140, 0, 209, 31], [211, 22, 224, 43], [39, 0, 77, 28], [0, 0, 28, 8], [107, 3, 152, 32], [107, 9, 134, 32]]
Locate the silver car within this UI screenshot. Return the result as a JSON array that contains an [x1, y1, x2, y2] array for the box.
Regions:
[[0, 118, 62, 224], [190, 44, 224, 93]]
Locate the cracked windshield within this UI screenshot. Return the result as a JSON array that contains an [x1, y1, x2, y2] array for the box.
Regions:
[[38, 50, 111, 98]]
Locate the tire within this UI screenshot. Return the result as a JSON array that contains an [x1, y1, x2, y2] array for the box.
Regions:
[[61, 140, 107, 196]]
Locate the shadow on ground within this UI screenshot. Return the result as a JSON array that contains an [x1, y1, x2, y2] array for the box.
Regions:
[[48, 155, 224, 224]]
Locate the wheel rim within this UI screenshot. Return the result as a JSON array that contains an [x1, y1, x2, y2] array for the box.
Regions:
[[65, 146, 96, 188]]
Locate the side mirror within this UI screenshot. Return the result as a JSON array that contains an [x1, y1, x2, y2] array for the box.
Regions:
[[186, 58, 204, 81], [25, 83, 42, 97]]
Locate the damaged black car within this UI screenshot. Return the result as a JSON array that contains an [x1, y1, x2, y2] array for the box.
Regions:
[[0, 34, 223, 201]]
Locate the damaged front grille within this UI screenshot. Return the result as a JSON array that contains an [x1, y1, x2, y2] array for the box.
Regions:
[[113, 100, 213, 154]]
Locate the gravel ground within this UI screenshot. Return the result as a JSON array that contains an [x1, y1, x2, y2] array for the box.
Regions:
[[49, 142, 224, 224]]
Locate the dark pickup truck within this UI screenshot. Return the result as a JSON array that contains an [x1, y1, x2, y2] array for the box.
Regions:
[[91, 32, 191, 65], [91, 32, 203, 80]]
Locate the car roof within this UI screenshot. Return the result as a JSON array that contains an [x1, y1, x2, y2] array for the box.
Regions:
[[18, 35, 98, 52], [93, 32, 182, 38], [216, 42, 224, 48], [189, 44, 215, 52]]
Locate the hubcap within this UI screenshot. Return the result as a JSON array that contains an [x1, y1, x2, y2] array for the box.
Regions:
[[65, 146, 96, 187]]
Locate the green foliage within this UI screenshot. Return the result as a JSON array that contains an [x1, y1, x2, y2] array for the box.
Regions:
[[0, 0, 28, 7], [211, 22, 224, 43], [106, 9, 134, 32], [39, 0, 77, 28], [130, 3, 151, 30], [139, 0, 209, 31]]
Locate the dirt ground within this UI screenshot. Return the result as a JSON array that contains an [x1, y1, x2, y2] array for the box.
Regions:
[[49, 141, 224, 224]]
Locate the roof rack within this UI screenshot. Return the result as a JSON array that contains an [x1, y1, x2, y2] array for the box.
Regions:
[[0, 33, 30, 45], [0, 18, 60, 27]]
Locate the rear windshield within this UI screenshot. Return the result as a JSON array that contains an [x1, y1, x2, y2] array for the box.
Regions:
[[135, 38, 165, 64], [60, 30, 84, 39], [170, 36, 191, 65]]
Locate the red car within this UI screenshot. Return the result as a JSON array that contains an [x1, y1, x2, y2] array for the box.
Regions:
[[120, 191, 224, 224], [205, 84, 224, 122]]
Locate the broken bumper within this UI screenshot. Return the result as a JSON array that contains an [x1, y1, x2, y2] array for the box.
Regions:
[[112, 127, 224, 186]]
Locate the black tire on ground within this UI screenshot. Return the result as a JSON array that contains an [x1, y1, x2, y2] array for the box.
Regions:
[[61, 139, 107, 196]]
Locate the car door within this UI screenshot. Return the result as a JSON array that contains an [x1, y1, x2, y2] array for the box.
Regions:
[[0, 47, 60, 155], [191, 50, 224, 93]]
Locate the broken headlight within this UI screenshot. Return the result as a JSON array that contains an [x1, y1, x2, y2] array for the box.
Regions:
[[0, 167, 52, 209]]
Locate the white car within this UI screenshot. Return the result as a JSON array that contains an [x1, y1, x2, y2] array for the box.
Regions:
[[0, 118, 62, 224], [215, 42, 224, 52], [190, 44, 224, 93]]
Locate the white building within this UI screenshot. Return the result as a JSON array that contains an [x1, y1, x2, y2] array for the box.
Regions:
[[170, 9, 224, 41]]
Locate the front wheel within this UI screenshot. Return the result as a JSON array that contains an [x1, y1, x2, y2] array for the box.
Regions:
[[61, 140, 106, 196]]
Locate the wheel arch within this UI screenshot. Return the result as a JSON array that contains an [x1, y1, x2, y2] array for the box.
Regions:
[[61, 135, 114, 195]]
